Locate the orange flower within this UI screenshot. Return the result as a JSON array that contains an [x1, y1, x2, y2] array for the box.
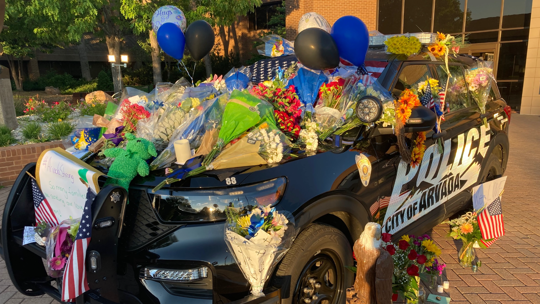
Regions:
[[460, 223, 474, 234], [410, 131, 427, 167], [417, 131, 427, 142], [396, 104, 411, 124], [437, 32, 446, 41]]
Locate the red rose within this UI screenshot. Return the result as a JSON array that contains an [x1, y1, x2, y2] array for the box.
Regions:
[[407, 264, 419, 276], [417, 254, 427, 265], [382, 233, 392, 243], [392, 293, 398, 302], [408, 249, 418, 261], [386, 244, 396, 255], [398, 240, 409, 250]]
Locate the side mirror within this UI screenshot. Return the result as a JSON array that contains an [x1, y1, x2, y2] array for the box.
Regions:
[[404, 106, 437, 133], [355, 96, 383, 123]]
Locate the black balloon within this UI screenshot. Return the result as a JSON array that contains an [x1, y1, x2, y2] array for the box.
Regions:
[[185, 20, 215, 61], [294, 28, 340, 70]]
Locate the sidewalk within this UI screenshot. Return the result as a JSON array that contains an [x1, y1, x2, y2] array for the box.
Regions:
[[0, 114, 539, 303]]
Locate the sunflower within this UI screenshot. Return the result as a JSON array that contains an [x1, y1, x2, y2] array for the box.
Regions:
[[437, 32, 446, 41], [422, 239, 441, 256], [396, 104, 411, 124]]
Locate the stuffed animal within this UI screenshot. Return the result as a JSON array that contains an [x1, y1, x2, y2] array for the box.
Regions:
[[103, 133, 157, 190]]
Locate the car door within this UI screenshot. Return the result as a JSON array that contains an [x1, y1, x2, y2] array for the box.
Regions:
[[371, 62, 445, 236]]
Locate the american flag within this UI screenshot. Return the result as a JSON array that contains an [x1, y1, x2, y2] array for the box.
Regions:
[[420, 81, 434, 108], [478, 196, 505, 241], [62, 188, 96, 302], [480, 237, 498, 248], [31, 179, 59, 227]]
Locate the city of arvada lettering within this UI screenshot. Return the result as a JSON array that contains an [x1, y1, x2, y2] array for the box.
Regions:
[[383, 125, 492, 234]]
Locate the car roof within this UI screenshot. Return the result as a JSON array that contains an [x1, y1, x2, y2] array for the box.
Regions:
[[365, 48, 477, 67]]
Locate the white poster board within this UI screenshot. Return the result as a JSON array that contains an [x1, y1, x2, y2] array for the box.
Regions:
[[472, 176, 507, 212], [36, 148, 103, 222]]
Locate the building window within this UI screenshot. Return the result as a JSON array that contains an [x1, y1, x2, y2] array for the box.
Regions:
[[248, 2, 281, 31], [467, 31, 499, 43], [434, 0, 466, 34], [378, 0, 402, 34], [403, 0, 433, 33], [497, 42, 528, 80], [465, 0, 502, 32], [502, 0, 532, 28]]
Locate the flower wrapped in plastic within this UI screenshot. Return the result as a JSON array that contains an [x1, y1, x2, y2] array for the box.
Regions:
[[225, 67, 252, 92], [113, 87, 153, 121], [160, 78, 192, 105], [288, 66, 328, 116], [256, 34, 294, 57], [44, 218, 80, 278], [465, 62, 494, 125], [209, 123, 291, 170], [200, 74, 226, 93], [225, 205, 296, 298], [149, 94, 226, 170]]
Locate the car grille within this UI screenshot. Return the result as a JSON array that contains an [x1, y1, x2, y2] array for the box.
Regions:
[[120, 189, 180, 251]]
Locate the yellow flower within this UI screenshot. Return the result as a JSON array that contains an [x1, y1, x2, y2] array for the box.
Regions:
[[58, 119, 62, 122], [238, 215, 251, 229], [401, 235, 410, 242], [437, 32, 446, 41], [422, 239, 441, 256], [460, 223, 474, 234], [425, 256, 435, 267], [92, 104, 96, 107]]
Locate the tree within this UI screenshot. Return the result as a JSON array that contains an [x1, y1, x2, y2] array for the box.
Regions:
[[0, 3, 56, 90], [190, 0, 262, 58], [121, 0, 190, 85]]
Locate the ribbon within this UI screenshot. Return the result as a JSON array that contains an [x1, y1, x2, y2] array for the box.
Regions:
[[248, 217, 265, 237], [103, 126, 125, 146], [166, 155, 204, 180]]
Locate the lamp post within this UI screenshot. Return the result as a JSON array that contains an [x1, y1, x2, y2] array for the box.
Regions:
[[108, 54, 129, 92]]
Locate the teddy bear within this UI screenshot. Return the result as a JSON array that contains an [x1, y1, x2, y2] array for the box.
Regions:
[[103, 133, 157, 191]]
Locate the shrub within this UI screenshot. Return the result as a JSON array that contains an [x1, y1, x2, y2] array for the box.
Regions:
[[62, 80, 98, 94], [23, 97, 48, 116], [97, 70, 114, 91], [79, 98, 107, 116], [41, 101, 73, 123], [22, 122, 43, 141], [123, 67, 153, 86], [47, 121, 74, 140], [0, 125, 16, 147]]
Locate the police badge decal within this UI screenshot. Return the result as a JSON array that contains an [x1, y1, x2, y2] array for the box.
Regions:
[[356, 154, 372, 187]]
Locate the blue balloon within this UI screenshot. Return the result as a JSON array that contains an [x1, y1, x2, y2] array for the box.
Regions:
[[331, 16, 369, 67], [157, 23, 186, 60]]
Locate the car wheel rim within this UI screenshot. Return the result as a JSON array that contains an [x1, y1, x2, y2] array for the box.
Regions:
[[293, 251, 342, 304]]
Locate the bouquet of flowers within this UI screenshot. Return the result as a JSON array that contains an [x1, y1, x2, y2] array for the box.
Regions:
[[44, 219, 80, 278], [428, 32, 466, 76], [119, 103, 151, 134], [251, 81, 302, 140], [465, 64, 494, 125], [443, 211, 489, 266], [384, 36, 422, 57], [225, 205, 295, 297], [381, 233, 444, 302], [200, 74, 226, 92]]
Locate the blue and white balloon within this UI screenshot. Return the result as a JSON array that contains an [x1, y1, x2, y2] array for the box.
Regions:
[[152, 5, 186, 33]]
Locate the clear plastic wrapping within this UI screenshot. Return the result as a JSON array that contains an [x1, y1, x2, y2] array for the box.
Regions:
[[256, 34, 294, 57], [224, 67, 252, 92], [224, 206, 296, 298], [149, 95, 226, 170], [465, 61, 494, 117], [44, 219, 80, 278]]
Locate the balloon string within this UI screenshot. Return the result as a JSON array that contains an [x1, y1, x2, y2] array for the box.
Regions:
[[178, 60, 194, 85]]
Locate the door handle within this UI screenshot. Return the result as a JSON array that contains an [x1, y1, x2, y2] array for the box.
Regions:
[[432, 130, 447, 140]]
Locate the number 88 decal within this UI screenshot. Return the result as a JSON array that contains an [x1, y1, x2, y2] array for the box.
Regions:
[[226, 177, 237, 185]]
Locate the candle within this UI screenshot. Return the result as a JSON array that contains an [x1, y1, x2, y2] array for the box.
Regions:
[[443, 281, 450, 289], [174, 139, 192, 165], [437, 285, 444, 293]]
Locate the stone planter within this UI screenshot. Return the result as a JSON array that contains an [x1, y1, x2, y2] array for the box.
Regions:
[[0, 141, 64, 186]]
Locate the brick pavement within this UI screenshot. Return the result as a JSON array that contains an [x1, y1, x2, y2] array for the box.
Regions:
[[0, 114, 539, 303]]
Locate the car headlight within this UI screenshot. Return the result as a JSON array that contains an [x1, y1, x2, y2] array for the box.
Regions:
[[150, 177, 287, 223]]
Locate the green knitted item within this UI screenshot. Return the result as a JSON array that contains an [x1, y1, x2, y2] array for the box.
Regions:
[[103, 133, 157, 191]]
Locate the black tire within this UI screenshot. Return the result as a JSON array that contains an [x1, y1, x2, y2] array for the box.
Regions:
[[480, 153, 503, 183], [273, 223, 353, 304]]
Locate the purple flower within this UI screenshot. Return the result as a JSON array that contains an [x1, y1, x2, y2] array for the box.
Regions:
[[414, 241, 421, 246]]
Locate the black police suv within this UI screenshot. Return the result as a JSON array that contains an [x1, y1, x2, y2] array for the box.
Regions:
[[1, 51, 511, 304]]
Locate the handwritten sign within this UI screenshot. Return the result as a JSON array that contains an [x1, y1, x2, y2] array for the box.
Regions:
[[36, 148, 103, 222]]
